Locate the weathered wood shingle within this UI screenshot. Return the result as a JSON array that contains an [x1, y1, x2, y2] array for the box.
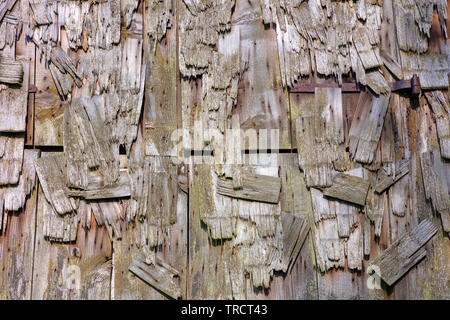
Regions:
[[369, 219, 438, 286]]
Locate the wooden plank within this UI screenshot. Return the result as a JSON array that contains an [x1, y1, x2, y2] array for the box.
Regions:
[[231, 0, 291, 150], [32, 150, 113, 299], [68, 169, 131, 200], [420, 150, 450, 233], [0, 57, 22, 84], [375, 159, 410, 193], [322, 173, 370, 206], [112, 125, 188, 300], [347, 90, 391, 164], [424, 91, 450, 160], [64, 96, 120, 190], [129, 253, 181, 300], [144, 1, 177, 157], [35, 154, 76, 216], [294, 87, 348, 188], [32, 189, 112, 299], [0, 61, 28, 132], [369, 219, 438, 287], [33, 44, 65, 147], [353, 26, 382, 70], [381, 52, 403, 80], [0, 150, 38, 299], [0, 133, 24, 186], [217, 173, 281, 204]]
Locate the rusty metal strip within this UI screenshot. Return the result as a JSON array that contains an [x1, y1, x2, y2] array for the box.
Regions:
[[388, 74, 421, 96]]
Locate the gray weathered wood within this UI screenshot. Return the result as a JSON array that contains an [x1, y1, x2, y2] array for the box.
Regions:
[[0, 62, 29, 132], [424, 91, 450, 159], [217, 172, 281, 204], [369, 219, 438, 286], [348, 90, 391, 164], [281, 211, 310, 273], [420, 151, 450, 233], [35, 154, 76, 216], [68, 169, 131, 200], [322, 173, 370, 206], [375, 159, 410, 193], [129, 252, 181, 300]]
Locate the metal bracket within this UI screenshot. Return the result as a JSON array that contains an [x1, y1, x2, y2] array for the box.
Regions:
[[388, 74, 421, 96]]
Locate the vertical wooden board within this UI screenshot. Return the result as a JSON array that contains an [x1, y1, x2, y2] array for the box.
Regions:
[[0, 158, 37, 299], [231, 0, 291, 150], [33, 55, 65, 146], [187, 161, 233, 299], [13, 0, 35, 146], [112, 187, 188, 300], [32, 185, 113, 299], [247, 234, 318, 300], [32, 153, 112, 299], [111, 221, 166, 300], [245, 153, 317, 299], [160, 185, 188, 298], [388, 99, 450, 299], [33, 28, 75, 147], [289, 93, 315, 150], [144, 20, 178, 157]]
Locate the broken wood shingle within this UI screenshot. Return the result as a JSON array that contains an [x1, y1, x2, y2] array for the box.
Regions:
[[369, 219, 438, 286], [129, 253, 181, 300], [35, 154, 76, 216], [217, 172, 281, 204], [322, 173, 370, 206]]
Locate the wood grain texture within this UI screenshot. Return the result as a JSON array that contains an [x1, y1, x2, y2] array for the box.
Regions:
[[322, 173, 370, 206], [369, 219, 438, 286]]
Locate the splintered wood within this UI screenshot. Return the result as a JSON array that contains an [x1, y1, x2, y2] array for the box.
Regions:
[[0, 0, 449, 300], [348, 90, 391, 164], [295, 88, 347, 188], [35, 154, 76, 216]]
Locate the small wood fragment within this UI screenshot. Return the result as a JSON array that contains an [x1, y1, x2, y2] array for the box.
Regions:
[[129, 253, 181, 300], [68, 170, 131, 200], [381, 51, 403, 80], [35, 154, 76, 216], [217, 173, 281, 204], [322, 173, 370, 206], [281, 212, 310, 273], [375, 159, 410, 193], [0, 58, 23, 84]]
